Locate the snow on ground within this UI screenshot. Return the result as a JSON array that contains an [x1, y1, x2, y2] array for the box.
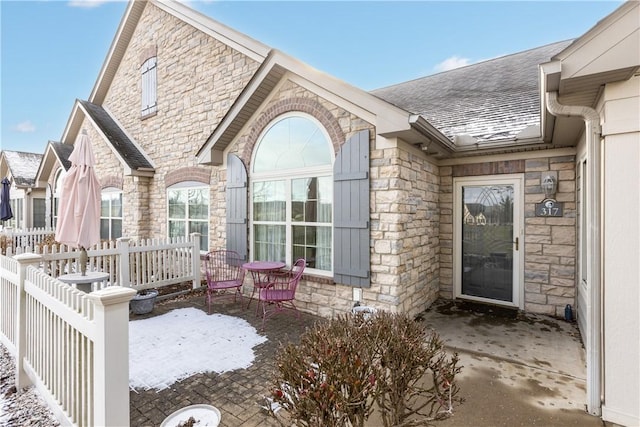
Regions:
[[129, 307, 267, 391]]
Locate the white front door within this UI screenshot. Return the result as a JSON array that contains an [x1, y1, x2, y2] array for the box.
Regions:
[[454, 175, 523, 307]]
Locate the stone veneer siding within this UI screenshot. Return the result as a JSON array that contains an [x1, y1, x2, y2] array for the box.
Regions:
[[439, 155, 577, 318], [93, 2, 261, 240], [214, 80, 440, 319]]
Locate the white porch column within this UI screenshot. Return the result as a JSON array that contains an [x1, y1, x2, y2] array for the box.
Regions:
[[87, 286, 136, 427]]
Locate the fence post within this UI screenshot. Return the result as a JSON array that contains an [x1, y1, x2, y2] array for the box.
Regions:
[[87, 286, 136, 427], [190, 233, 201, 289], [14, 252, 42, 389], [117, 237, 131, 288]]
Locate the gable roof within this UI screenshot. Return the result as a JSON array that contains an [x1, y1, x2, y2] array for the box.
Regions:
[[78, 100, 154, 173], [0, 150, 43, 187], [50, 142, 74, 171], [33, 141, 73, 188], [196, 48, 418, 165], [89, 0, 270, 106], [371, 40, 573, 145]]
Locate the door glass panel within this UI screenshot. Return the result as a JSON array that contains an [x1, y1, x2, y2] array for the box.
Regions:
[[462, 185, 514, 302]]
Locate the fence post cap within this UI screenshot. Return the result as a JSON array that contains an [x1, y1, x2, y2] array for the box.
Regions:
[[13, 252, 42, 263], [88, 286, 137, 306]]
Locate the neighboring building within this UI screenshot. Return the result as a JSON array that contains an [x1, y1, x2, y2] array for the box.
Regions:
[[33, 0, 639, 424], [34, 141, 74, 230], [0, 150, 45, 229]]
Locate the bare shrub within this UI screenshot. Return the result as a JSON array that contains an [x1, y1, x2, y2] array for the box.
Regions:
[[268, 311, 462, 427]]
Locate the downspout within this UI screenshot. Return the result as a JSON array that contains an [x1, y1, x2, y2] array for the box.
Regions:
[[546, 91, 603, 416]]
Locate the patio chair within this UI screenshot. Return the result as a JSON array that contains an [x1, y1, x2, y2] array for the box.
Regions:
[[258, 258, 305, 330], [204, 250, 245, 314]]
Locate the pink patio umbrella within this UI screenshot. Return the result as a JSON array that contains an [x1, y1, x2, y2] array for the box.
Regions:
[[55, 129, 101, 275]]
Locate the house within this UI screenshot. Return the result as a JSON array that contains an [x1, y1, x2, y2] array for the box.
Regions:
[[0, 150, 45, 229], [32, 141, 74, 230], [35, 0, 639, 424]]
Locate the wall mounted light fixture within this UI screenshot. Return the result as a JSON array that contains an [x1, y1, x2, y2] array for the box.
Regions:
[[541, 174, 557, 199]]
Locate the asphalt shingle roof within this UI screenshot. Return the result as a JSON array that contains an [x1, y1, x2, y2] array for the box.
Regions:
[[3, 151, 43, 187], [371, 40, 573, 143], [50, 142, 74, 171], [79, 100, 153, 171]]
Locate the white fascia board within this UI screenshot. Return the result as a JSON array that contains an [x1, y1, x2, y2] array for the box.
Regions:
[[272, 50, 411, 133], [89, 0, 145, 104], [33, 143, 56, 186], [540, 61, 562, 142], [101, 105, 157, 170], [60, 101, 84, 145], [152, 0, 270, 63], [553, 1, 639, 79], [75, 103, 145, 176]]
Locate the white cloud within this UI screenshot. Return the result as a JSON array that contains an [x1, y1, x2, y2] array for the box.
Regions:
[[13, 121, 36, 133], [433, 55, 472, 73], [67, 0, 114, 8]]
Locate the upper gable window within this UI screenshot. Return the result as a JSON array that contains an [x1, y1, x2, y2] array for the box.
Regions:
[[141, 56, 157, 117]]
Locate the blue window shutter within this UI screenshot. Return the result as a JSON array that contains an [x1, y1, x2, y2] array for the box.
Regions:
[[226, 154, 248, 261], [334, 130, 370, 287]]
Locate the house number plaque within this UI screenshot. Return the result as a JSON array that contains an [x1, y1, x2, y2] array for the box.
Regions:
[[535, 199, 564, 217]]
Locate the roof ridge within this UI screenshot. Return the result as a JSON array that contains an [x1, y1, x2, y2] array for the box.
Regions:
[[372, 39, 575, 93]]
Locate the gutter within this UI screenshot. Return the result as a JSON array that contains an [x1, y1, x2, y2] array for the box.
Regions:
[[545, 90, 603, 416]]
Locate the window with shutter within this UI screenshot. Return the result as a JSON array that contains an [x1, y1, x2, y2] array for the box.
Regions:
[[249, 114, 334, 275], [141, 56, 157, 117]]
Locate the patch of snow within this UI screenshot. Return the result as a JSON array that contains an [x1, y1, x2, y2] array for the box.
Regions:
[[129, 308, 267, 391]]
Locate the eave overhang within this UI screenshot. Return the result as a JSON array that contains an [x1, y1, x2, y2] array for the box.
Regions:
[[197, 49, 415, 166]]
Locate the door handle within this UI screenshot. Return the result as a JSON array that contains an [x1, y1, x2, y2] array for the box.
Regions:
[[513, 237, 519, 251]]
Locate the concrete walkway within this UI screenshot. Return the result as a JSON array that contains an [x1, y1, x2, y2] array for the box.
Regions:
[[130, 293, 610, 426], [421, 299, 610, 427]]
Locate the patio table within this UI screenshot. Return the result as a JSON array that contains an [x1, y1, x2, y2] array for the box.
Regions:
[[57, 271, 109, 293], [242, 261, 285, 312]]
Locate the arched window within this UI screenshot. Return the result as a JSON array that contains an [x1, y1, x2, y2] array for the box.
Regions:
[[167, 182, 209, 252], [251, 114, 334, 274], [101, 187, 123, 240]]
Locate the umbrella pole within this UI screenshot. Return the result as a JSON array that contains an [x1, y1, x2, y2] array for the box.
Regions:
[[79, 247, 88, 276]]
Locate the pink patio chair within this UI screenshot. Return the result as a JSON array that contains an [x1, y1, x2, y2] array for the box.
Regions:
[[258, 258, 306, 330], [204, 250, 245, 314]]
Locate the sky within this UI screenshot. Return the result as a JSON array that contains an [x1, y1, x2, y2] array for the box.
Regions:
[[0, 0, 624, 155]]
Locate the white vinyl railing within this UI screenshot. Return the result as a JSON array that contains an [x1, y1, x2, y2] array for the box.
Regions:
[[7, 234, 201, 292], [0, 254, 19, 354], [9, 253, 136, 427], [0, 227, 54, 252], [0, 233, 202, 426]]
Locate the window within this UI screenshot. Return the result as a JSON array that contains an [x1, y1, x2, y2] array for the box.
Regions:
[[167, 183, 209, 252], [141, 56, 157, 117], [251, 114, 333, 274], [32, 198, 46, 228], [100, 188, 123, 240], [53, 169, 66, 228], [6, 198, 22, 229]]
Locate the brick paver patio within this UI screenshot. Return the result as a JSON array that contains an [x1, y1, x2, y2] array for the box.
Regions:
[[128, 289, 322, 427]]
